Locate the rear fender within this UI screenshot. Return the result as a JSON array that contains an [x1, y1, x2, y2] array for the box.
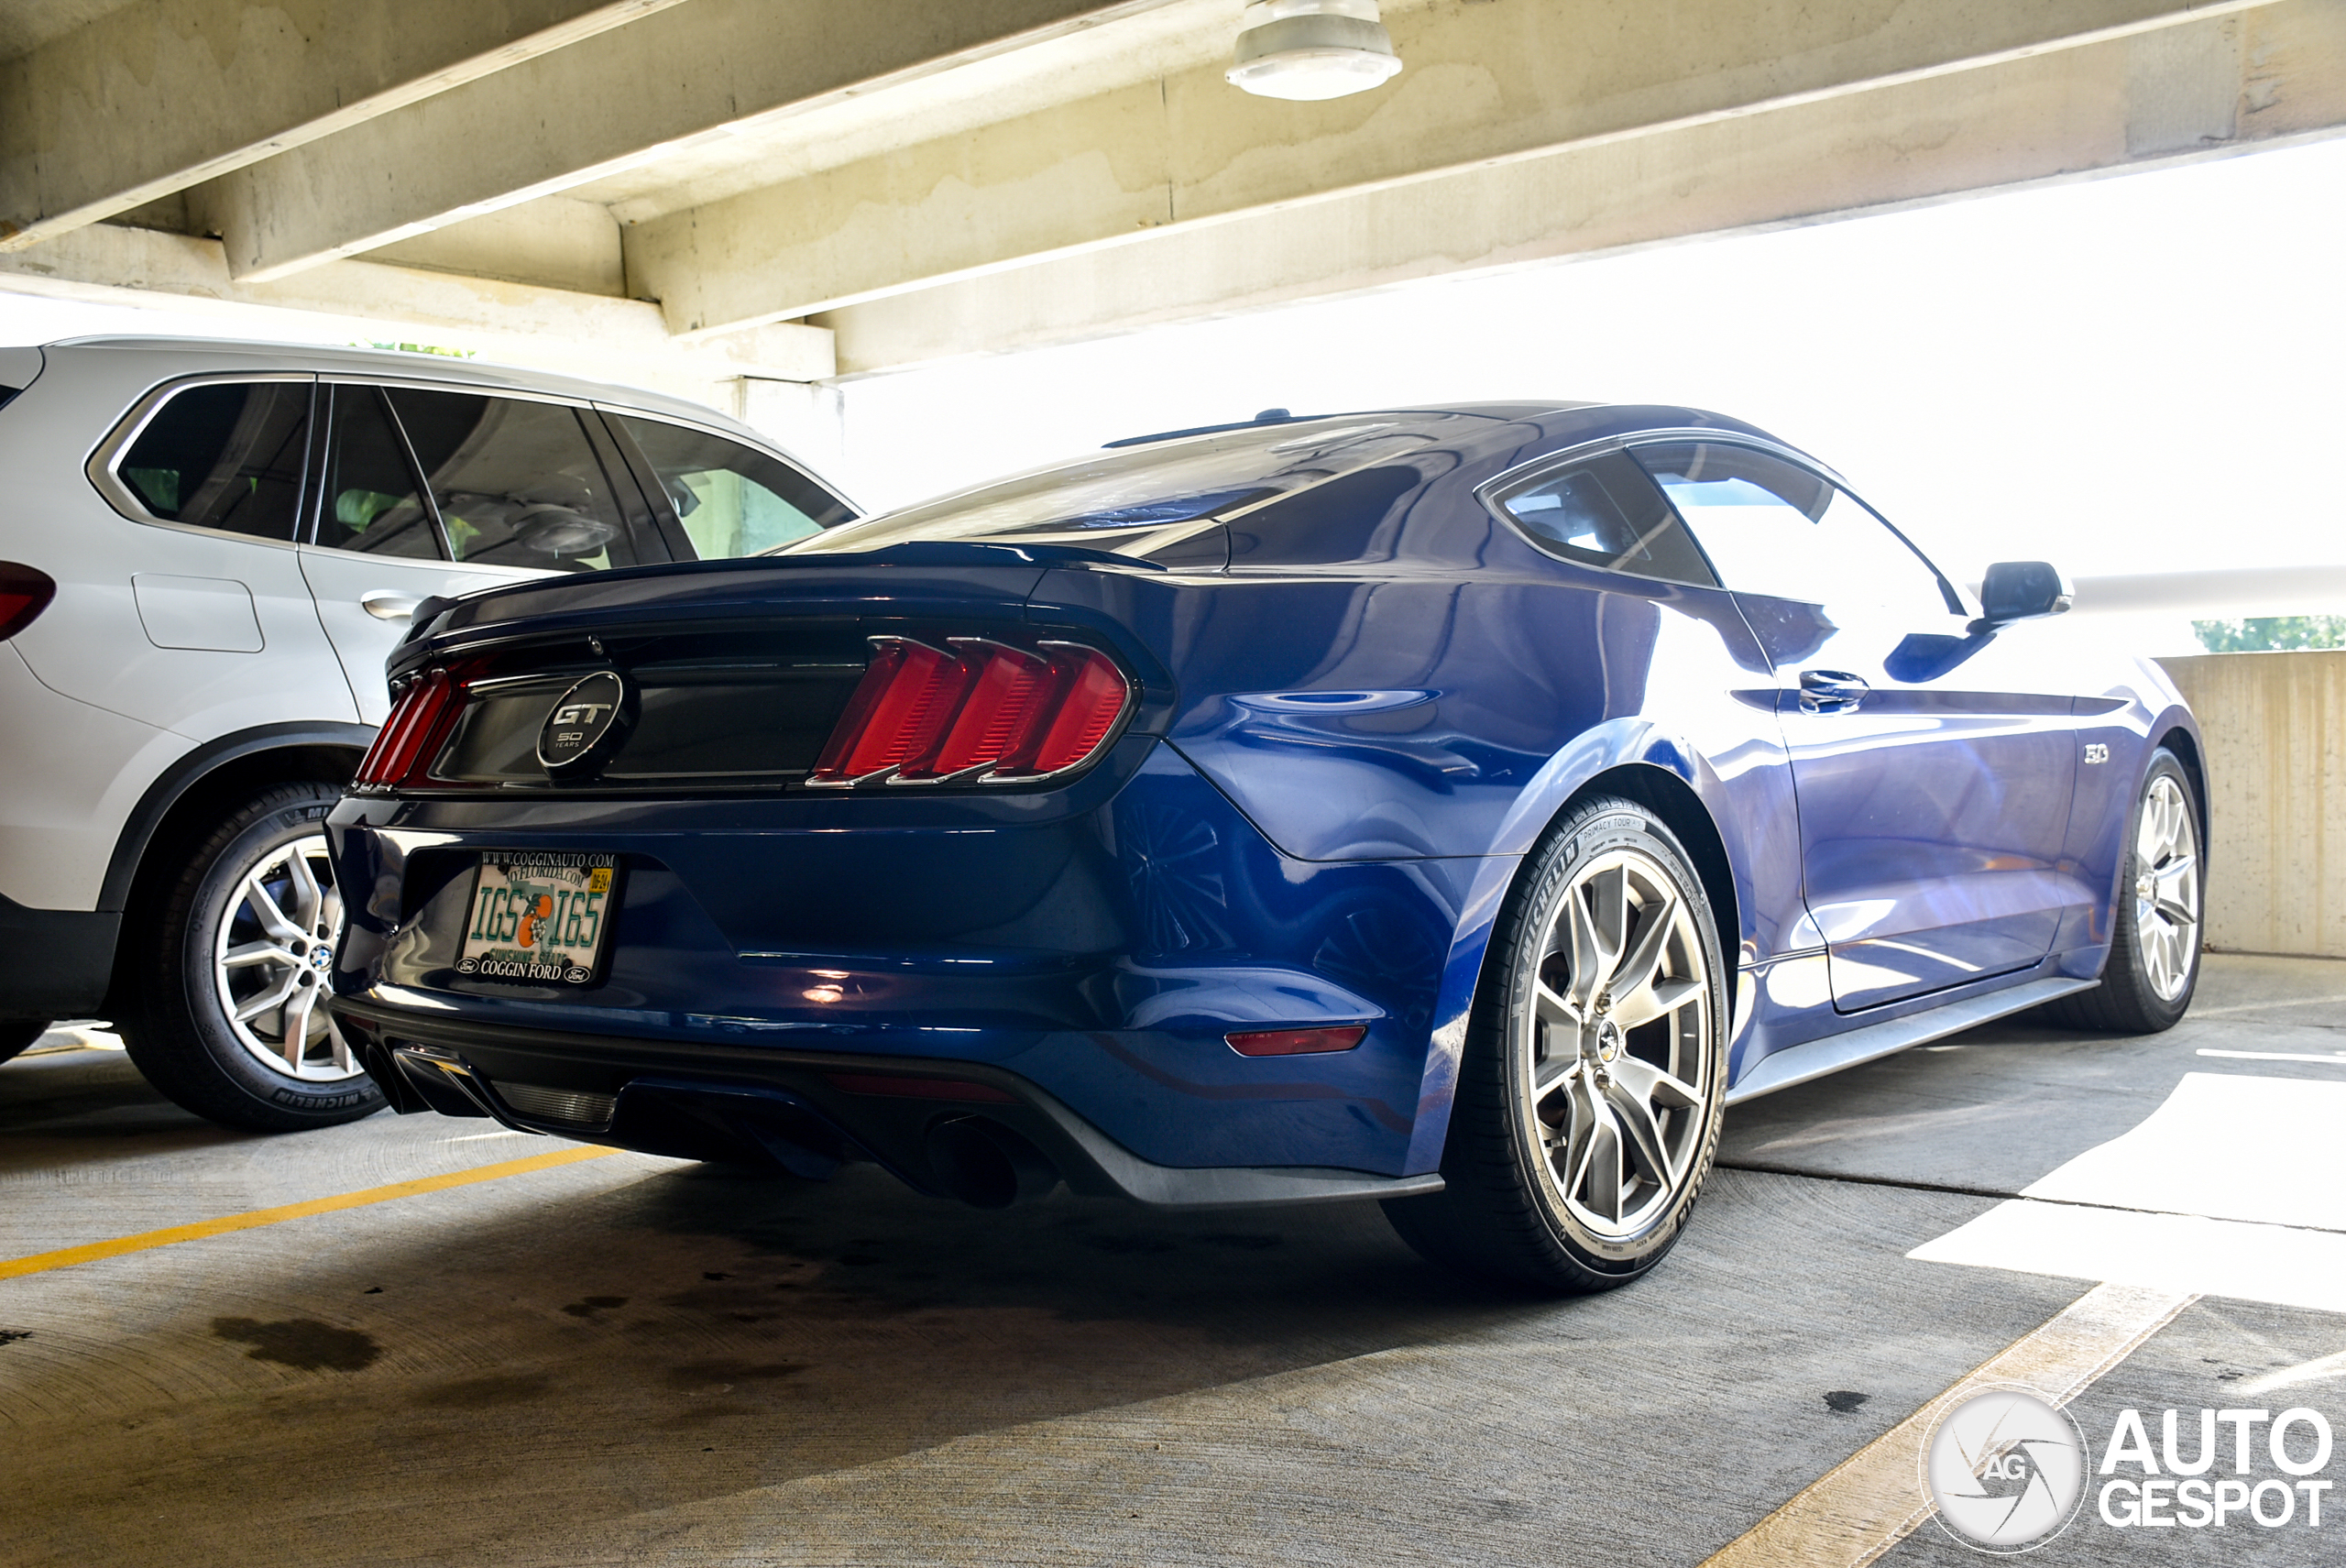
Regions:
[[1399, 719, 1759, 1174]]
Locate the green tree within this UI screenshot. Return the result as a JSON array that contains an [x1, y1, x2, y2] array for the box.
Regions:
[[2192, 615, 2346, 652], [351, 340, 477, 359]]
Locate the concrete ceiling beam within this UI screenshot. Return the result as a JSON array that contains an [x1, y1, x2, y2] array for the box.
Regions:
[[0, 0, 685, 252], [191, 0, 1186, 284], [627, 0, 2286, 339], [812, 0, 2346, 374], [0, 220, 834, 387]]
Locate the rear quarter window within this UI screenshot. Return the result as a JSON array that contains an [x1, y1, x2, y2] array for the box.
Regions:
[[1487, 448, 1717, 587], [113, 380, 313, 541]]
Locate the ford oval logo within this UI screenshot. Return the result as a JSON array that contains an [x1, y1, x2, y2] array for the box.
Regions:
[[537, 669, 631, 778]]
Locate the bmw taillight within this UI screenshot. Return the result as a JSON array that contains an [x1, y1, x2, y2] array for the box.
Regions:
[[0, 563, 56, 641], [810, 636, 1134, 787], [353, 668, 468, 790]]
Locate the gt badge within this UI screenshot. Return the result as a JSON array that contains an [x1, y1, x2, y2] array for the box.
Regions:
[[2083, 743, 2110, 764], [537, 669, 632, 778]]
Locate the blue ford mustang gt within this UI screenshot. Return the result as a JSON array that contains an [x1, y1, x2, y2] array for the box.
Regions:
[[323, 403, 2205, 1292]]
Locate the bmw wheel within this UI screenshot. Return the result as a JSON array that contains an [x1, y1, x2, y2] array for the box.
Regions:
[[1385, 795, 1727, 1292], [120, 783, 385, 1132], [2044, 748, 2203, 1034]]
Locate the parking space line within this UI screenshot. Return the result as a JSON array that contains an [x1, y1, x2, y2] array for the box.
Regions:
[[1697, 1282, 2195, 1567], [2197, 1047, 2346, 1065], [0, 1145, 619, 1281]]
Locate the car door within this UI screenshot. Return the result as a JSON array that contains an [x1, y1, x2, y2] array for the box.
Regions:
[[1633, 440, 2082, 1011], [296, 382, 667, 722], [66, 375, 360, 737]]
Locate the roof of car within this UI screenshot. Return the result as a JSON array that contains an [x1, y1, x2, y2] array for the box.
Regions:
[[38, 334, 759, 439]]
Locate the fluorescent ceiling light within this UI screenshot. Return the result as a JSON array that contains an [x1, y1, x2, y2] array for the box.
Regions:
[[1225, 0, 1403, 102]]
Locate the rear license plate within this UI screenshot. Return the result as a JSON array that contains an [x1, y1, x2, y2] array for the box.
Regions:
[[455, 851, 621, 986]]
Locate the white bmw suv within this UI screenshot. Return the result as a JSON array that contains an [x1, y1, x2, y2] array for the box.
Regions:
[[0, 336, 856, 1129]]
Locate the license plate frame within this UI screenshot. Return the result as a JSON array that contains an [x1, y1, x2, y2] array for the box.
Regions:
[[453, 850, 623, 987]]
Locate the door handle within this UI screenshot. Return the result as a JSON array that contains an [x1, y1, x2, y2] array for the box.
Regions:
[[1798, 669, 1870, 714], [360, 590, 422, 622]]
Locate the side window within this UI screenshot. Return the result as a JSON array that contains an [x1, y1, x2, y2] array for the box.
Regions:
[[615, 414, 852, 559], [1489, 449, 1716, 587], [1633, 443, 1951, 619], [386, 389, 642, 573], [115, 381, 312, 541], [314, 386, 444, 559]]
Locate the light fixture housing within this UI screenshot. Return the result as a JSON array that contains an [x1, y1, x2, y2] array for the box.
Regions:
[[1225, 0, 1403, 102]]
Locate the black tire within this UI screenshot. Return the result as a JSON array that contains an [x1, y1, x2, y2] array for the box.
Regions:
[[1384, 795, 1728, 1293], [2040, 747, 2204, 1035], [118, 783, 385, 1132], [0, 1018, 49, 1066]]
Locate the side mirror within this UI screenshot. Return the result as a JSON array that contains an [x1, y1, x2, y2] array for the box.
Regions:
[[1974, 560, 2072, 630]]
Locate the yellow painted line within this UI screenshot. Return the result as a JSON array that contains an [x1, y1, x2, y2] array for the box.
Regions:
[[1699, 1282, 2196, 1567], [0, 1145, 619, 1281]]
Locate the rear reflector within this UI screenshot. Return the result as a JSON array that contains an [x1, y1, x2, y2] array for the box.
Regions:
[[827, 1072, 1019, 1103], [0, 562, 56, 641], [1225, 1025, 1369, 1058], [811, 635, 1133, 787], [353, 667, 467, 789]]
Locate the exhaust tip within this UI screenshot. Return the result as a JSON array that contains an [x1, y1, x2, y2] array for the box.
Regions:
[[924, 1116, 1059, 1209]]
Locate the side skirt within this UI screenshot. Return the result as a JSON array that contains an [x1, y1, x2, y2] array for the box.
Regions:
[[1723, 975, 2098, 1105]]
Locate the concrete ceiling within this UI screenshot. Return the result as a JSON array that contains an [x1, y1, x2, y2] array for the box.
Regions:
[[1, 0, 2341, 390]]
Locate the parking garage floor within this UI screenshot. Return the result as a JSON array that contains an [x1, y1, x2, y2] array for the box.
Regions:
[[4, 954, 2342, 1567]]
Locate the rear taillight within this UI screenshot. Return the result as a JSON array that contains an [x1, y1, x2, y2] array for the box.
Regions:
[[353, 668, 467, 790], [810, 636, 1134, 787], [0, 563, 56, 641]]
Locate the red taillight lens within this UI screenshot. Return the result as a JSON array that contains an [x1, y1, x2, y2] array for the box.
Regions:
[[810, 635, 1134, 787], [354, 668, 467, 789], [911, 641, 1054, 779], [1023, 643, 1131, 774], [1226, 1025, 1368, 1058], [0, 562, 57, 641], [809, 639, 973, 783]]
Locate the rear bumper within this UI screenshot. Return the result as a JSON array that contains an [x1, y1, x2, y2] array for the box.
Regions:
[[330, 998, 1442, 1209], [325, 741, 1486, 1178], [0, 893, 116, 1018]]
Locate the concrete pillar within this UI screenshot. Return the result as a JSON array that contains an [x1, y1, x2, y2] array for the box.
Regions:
[[725, 377, 849, 486], [2154, 651, 2346, 959]]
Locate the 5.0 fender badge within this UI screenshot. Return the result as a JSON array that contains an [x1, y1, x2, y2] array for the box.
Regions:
[[537, 669, 633, 779]]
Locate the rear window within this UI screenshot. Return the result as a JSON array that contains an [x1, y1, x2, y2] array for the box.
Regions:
[[614, 414, 853, 559], [773, 416, 1474, 564], [115, 380, 312, 541]]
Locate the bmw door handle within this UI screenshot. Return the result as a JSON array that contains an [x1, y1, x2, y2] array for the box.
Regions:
[[1798, 669, 1870, 713], [360, 590, 422, 622]]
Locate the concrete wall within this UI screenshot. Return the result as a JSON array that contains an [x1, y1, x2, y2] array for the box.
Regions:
[[2156, 651, 2346, 959]]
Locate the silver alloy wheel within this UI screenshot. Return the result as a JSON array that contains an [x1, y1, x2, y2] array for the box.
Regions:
[[2133, 773, 2200, 1002], [1523, 847, 1714, 1238], [211, 832, 363, 1082]]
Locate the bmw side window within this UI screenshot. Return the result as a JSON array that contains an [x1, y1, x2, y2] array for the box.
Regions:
[[615, 414, 852, 559], [1490, 449, 1716, 587], [386, 389, 643, 573], [1634, 442, 1953, 619], [115, 381, 312, 541], [313, 385, 445, 559]]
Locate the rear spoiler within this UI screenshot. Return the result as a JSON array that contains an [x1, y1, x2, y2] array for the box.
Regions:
[[398, 539, 1162, 650]]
